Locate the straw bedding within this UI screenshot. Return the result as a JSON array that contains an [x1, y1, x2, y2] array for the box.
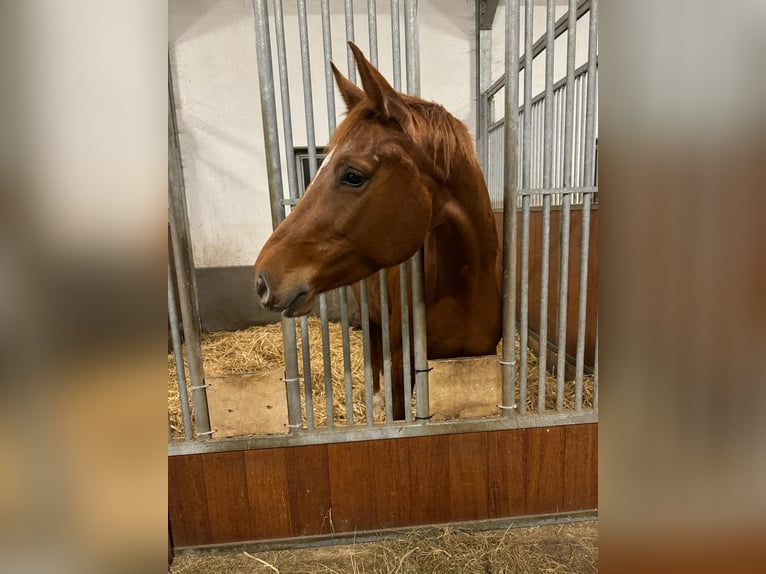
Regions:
[[168, 319, 594, 439], [170, 521, 598, 573]]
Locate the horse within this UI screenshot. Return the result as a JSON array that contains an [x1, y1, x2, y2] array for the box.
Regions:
[[254, 42, 502, 420]]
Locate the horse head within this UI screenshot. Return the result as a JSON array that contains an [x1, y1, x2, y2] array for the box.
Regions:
[[255, 43, 435, 316]]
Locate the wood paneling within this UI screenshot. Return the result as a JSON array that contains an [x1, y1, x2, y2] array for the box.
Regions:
[[169, 424, 597, 548], [495, 206, 598, 367], [168, 454, 210, 547], [487, 428, 527, 518], [525, 427, 566, 515], [286, 444, 332, 536], [244, 448, 292, 540], [202, 452, 251, 542], [328, 442, 373, 532]]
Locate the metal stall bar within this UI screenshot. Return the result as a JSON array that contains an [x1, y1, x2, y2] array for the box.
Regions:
[[403, 0, 428, 421], [574, 0, 597, 411], [168, 261, 193, 441], [297, 0, 334, 429], [501, 0, 520, 415], [538, 0, 555, 413], [321, 0, 355, 427], [345, 0, 357, 82], [555, 0, 577, 412], [518, 0, 533, 415], [360, 280, 375, 426], [251, 0, 302, 432], [593, 324, 598, 411], [168, 80, 211, 439], [368, 1, 394, 423], [391, 0, 413, 422]]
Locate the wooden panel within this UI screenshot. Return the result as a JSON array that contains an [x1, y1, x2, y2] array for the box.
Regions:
[[563, 423, 598, 511], [202, 452, 252, 542], [168, 454, 210, 547], [525, 426, 566, 514], [408, 435, 451, 525], [487, 428, 527, 518], [327, 442, 373, 532], [448, 433, 489, 522], [286, 444, 331, 536], [243, 448, 292, 540], [368, 438, 412, 528]]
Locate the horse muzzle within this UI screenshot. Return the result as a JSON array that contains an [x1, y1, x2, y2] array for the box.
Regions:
[[254, 269, 314, 317]]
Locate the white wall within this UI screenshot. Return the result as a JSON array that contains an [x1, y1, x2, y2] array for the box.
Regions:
[[169, 0, 592, 269]]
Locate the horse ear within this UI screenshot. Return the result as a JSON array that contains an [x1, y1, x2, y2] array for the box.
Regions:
[[348, 42, 409, 125], [331, 62, 365, 111]]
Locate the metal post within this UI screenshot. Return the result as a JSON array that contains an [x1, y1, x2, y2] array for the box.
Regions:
[[345, 0, 357, 82], [403, 0, 427, 421], [251, 0, 302, 431], [391, 0, 401, 91], [501, 0, 520, 415], [538, 0, 555, 413], [518, 0, 533, 415], [360, 279, 375, 426], [168, 262, 193, 441], [575, 0, 597, 411], [168, 80, 211, 438], [367, 0, 378, 66], [555, 0, 577, 411]]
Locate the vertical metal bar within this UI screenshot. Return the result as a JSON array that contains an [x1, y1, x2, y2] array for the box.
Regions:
[[273, 0, 300, 201], [168, 262, 193, 441], [367, 0, 378, 67], [322, 0, 354, 425], [399, 263, 413, 422], [593, 323, 598, 411], [345, 0, 357, 83], [502, 0, 520, 414], [404, 0, 427, 421], [555, 0, 577, 412], [380, 271, 394, 423], [575, 0, 598, 412], [359, 280, 375, 426], [518, 0, 533, 415], [320, 297, 334, 428], [252, 0, 302, 432], [392, 0, 410, 421], [299, 0, 335, 427], [168, 418, 173, 443], [390, 0, 402, 91], [299, 317, 314, 430], [168, 107, 211, 439], [538, 0, 555, 413]]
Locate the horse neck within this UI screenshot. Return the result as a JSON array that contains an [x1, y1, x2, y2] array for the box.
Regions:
[[427, 157, 497, 272]]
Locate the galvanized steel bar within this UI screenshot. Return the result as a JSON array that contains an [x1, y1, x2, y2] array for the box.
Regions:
[[593, 323, 598, 411], [168, 89, 211, 439], [380, 270, 393, 423], [252, 0, 302, 431], [367, 0, 378, 67], [501, 0, 520, 415], [320, 297, 334, 428], [273, 0, 300, 201], [359, 279, 375, 425], [321, 0, 337, 133], [300, 317, 315, 430], [555, 0, 577, 411], [345, 0, 357, 83], [518, 0, 534, 415], [298, 0, 318, 179], [538, 0, 555, 413], [403, 0, 427, 421], [340, 288, 354, 425], [168, 261, 193, 441], [399, 263, 413, 422], [390, 0, 402, 91], [574, 0, 598, 411]]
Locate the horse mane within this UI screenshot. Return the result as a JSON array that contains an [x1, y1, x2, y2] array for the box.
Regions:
[[330, 95, 477, 183]]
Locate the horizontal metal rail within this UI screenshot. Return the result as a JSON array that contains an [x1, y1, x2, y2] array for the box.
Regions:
[[168, 410, 597, 455]]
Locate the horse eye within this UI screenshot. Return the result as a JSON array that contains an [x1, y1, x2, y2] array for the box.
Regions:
[[340, 168, 367, 188]]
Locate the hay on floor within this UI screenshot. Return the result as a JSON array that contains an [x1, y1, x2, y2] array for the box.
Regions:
[[168, 318, 594, 439]]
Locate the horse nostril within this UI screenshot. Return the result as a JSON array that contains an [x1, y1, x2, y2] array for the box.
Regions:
[[255, 273, 270, 303]]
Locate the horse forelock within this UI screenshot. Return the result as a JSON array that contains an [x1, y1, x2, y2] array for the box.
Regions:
[[329, 97, 475, 183]]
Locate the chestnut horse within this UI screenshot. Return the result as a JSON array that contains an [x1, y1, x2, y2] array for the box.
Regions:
[[255, 43, 502, 420]]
